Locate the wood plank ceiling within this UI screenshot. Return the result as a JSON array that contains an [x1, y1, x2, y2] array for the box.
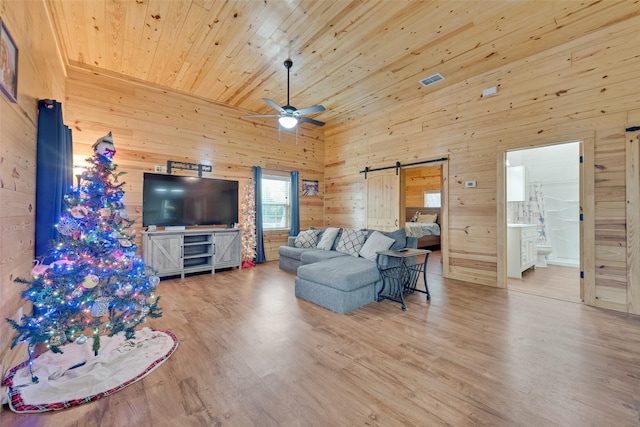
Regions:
[[46, 0, 639, 128]]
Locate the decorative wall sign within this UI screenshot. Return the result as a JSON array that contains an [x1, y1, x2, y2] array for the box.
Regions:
[[166, 160, 212, 177], [302, 179, 319, 196], [0, 19, 18, 103]]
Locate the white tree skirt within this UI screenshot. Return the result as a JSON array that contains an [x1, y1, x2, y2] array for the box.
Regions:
[[1, 327, 178, 413]]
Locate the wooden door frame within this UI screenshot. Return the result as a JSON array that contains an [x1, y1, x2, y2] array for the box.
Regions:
[[497, 136, 594, 301], [441, 160, 449, 277]]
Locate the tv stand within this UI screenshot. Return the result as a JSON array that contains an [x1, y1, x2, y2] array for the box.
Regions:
[[142, 228, 242, 278]]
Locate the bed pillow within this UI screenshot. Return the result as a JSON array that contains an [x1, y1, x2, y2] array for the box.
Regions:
[[417, 213, 438, 224], [336, 228, 367, 257], [317, 227, 340, 250], [359, 231, 396, 262], [294, 229, 321, 248]]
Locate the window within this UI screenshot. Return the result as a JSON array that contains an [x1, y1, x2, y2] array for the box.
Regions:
[[262, 175, 290, 229], [424, 191, 441, 208]]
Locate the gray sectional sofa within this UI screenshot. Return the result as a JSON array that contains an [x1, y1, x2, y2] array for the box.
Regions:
[[279, 227, 417, 314]]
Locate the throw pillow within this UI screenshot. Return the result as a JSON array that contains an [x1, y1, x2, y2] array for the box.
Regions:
[[417, 213, 438, 223], [359, 231, 396, 262], [410, 211, 421, 222], [336, 228, 367, 257], [381, 228, 407, 250], [294, 230, 321, 248], [317, 227, 340, 250]]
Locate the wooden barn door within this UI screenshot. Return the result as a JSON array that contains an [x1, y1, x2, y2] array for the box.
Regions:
[[366, 169, 404, 231]]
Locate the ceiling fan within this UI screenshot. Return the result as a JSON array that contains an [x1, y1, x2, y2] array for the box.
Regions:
[[245, 59, 325, 128]]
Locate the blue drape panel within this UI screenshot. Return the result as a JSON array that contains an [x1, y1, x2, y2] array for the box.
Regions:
[[35, 100, 73, 259], [290, 170, 300, 236], [253, 166, 266, 263]]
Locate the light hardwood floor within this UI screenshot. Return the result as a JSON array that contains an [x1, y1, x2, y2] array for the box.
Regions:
[[2, 256, 639, 426], [507, 262, 582, 303]]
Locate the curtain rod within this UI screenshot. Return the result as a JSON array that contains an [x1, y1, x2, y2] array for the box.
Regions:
[[359, 157, 448, 178]]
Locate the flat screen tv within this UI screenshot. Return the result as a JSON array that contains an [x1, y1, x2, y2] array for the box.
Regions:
[[142, 173, 239, 227]]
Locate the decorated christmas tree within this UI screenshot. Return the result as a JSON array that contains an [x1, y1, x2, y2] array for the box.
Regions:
[[241, 178, 257, 267], [7, 133, 162, 375]]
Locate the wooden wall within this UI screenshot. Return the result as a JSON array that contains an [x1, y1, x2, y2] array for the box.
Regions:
[[0, 0, 67, 366], [324, 14, 640, 314], [405, 166, 442, 207], [64, 68, 325, 262], [2, 6, 640, 377]]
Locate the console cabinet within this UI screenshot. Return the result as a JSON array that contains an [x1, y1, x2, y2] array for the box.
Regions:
[[507, 224, 537, 279], [142, 228, 242, 278]]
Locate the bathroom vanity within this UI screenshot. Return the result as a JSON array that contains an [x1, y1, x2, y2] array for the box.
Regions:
[[507, 224, 537, 279]]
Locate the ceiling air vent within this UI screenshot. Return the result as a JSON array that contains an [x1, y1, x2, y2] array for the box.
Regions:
[[419, 73, 445, 87]]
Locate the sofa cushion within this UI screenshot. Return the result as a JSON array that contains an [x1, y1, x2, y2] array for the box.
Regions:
[[294, 229, 321, 248], [336, 228, 367, 257], [278, 245, 309, 261], [301, 249, 347, 264], [317, 227, 340, 250], [359, 231, 396, 262], [297, 256, 380, 292]]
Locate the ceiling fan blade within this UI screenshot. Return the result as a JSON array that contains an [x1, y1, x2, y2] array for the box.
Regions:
[[244, 114, 280, 118], [299, 116, 325, 127], [262, 98, 285, 114], [295, 105, 325, 116]]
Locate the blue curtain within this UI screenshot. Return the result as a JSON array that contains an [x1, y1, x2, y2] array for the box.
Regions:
[[290, 170, 300, 236], [35, 100, 73, 259], [253, 166, 266, 263]]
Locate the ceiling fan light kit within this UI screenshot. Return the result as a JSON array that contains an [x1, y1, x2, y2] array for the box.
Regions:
[[244, 58, 325, 129], [278, 116, 298, 128]]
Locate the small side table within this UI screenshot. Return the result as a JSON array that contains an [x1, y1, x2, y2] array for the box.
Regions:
[[376, 248, 431, 310]]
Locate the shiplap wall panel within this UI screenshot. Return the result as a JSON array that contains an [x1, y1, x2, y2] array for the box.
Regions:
[[0, 1, 67, 365], [404, 166, 441, 207], [325, 13, 640, 312]]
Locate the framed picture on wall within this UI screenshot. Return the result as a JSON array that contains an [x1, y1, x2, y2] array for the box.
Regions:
[[302, 179, 319, 196], [0, 19, 18, 103]]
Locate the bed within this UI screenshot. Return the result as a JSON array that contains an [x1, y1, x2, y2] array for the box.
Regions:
[[404, 207, 441, 248]]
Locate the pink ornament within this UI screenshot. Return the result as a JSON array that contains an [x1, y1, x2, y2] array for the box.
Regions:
[[31, 260, 49, 276], [32, 259, 74, 276]]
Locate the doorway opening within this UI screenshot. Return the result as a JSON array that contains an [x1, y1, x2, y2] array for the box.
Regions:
[[505, 141, 582, 303], [404, 165, 444, 275]]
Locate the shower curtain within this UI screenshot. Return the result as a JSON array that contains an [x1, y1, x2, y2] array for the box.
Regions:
[[516, 182, 548, 244]]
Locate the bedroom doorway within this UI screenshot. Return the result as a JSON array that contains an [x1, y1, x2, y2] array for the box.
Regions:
[[404, 164, 444, 274], [505, 141, 583, 302], [365, 159, 449, 276]]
